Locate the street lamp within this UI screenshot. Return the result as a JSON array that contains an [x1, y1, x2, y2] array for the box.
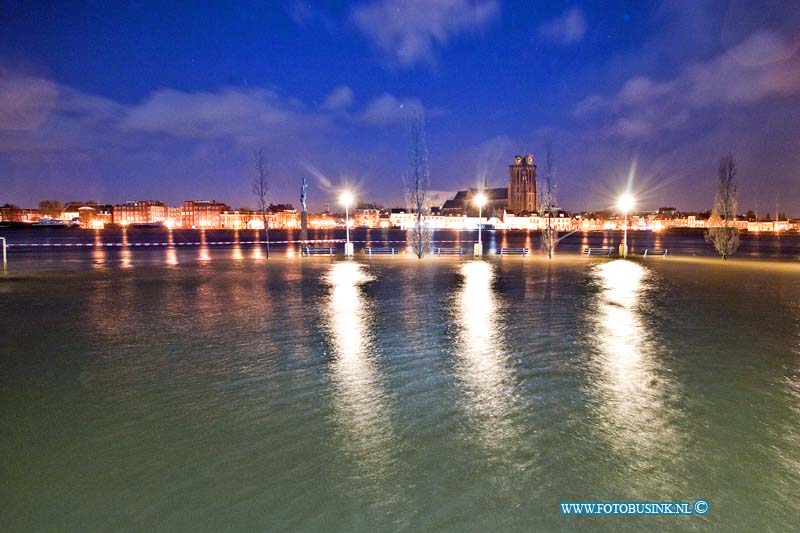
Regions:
[[340, 191, 354, 256], [618, 192, 634, 258], [474, 192, 487, 257]]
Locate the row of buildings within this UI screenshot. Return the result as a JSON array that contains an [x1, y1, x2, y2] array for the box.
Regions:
[[2, 155, 796, 232], [3, 198, 794, 233], [3, 200, 795, 233], [0, 200, 306, 230], [385, 208, 796, 233]]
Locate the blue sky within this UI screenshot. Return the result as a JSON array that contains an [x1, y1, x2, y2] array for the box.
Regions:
[[1, 0, 799, 213]]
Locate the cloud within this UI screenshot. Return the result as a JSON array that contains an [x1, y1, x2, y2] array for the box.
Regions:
[[0, 69, 435, 156], [574, 30, 800, 139], [573, 94, 605, 116], [321, 85, 355, 111], [0, 69, 60, 131], [0, 67, 442, 208], [351, 0, 499, 67], [0, 69, 125, 154], [358, 93, 424, 125], [538, 7, 587, 46], [616, 76, 675, 106], [683, 31, 800, 107], [120, 86, 335, 145], [606, 111, 689, 140]]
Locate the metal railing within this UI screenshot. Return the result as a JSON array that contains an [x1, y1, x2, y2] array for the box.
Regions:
[[364, 247, 398, 255], [584, 247, 614, 257], [497, 247, 529, 256]]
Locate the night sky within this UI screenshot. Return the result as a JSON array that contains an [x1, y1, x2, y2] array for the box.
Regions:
[[1, 1, 799, 213]]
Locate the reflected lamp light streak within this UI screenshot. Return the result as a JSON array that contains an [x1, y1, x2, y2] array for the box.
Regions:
[[323, 262, 396, 479], [454, 261, 519, 450], [589, 260, 683, 463]]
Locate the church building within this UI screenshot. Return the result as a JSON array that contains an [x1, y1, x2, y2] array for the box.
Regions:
[[440, 154, 538, 216], [507, 154, 537, 214]]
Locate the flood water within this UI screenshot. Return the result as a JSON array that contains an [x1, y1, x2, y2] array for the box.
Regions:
[[1, 229, 800, 531], [3, 227, 800, 268]]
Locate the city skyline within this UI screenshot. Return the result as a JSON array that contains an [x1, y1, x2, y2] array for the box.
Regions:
[[3, 187, 798, 221], [2, 1, 800, 212]]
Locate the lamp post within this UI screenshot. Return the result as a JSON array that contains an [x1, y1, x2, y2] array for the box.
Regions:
[[474, 192, 487, 257], [341, 192, 354, 257], [618, 192, 634, 258]]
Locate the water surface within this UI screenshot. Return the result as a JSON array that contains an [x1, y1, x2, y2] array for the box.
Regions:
[[1, 246, 799, 531]]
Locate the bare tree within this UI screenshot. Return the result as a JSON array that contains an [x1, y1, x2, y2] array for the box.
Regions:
[[404, 111, 432, 258], [253, 149, 271, 257], [539, 144, 558, 259], [38, 200, 63, 218], [705, 152, 740, 259]]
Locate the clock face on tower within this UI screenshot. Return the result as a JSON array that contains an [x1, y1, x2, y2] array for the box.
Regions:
[[515, 156, 522, 164], [527, 155, 533, 164]]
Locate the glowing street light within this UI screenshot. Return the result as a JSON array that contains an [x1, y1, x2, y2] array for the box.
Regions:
[[618, 192, 634, 258], [474, 192, 487, 257], [340, 191, 354, 256], [474, 193, 487, 243]]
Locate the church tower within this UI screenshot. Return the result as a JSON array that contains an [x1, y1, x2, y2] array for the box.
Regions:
[[508, 154, 537, 214]]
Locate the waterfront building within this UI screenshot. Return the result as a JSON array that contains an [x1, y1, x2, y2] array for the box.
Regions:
[[181, 200, 229, 228], [113, 200, 166, 225], [426, 214, 476, 230], [307, 212, 337, 228], [219, 209, 253, 229], [268, 204, 300, 229], [441, 187, 508, 218], [220, 209, 259, 229], [79, 204, 113, 228], [57, 202, 114, 227], [575, 215, 605, 231], [388, 209, 412, 228], [377, 212, 392, 228], [60, 203, 84, 222], [0, 204, 41, 223], [501, 212, 575, 231], [354, 205, 381, 228], [747, 220, 789, 232], [165, 206, 182, 228]]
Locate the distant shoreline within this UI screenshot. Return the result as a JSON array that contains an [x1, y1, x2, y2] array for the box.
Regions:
[[0, 223, 797, 236]]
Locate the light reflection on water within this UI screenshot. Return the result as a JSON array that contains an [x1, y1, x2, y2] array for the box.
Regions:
[[251, 230, 265, 260], [166, 229, 178, 266], [92, 230, 105, 268], [198, 229, 210, 262], [322, 262, 397, 482], [453, 261, 520, 453], [120, 228, 132, 268], [231, 230, 243, 262], [780, 300, 800, 483], [586, 260, 686, 484]]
